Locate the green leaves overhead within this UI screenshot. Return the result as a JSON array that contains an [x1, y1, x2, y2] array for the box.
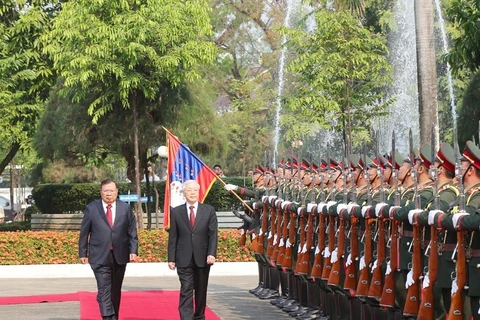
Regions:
[[43, 0, 217, 123], [283, 10, 392, 145]]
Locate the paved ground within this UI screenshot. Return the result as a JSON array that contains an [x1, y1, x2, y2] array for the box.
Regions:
[[0, 276, 293, 320]]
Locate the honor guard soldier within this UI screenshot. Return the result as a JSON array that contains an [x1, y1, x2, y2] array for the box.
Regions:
[[431, 140, 480, 320]]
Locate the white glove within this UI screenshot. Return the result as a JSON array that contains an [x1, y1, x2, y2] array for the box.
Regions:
[[269, 195, 277, 202], [385, 261, 391, 275], [451, 278, 458, 295], [348, 203, 360, 215], [371, 259, 378, 273], [317, 202, 327, 214], [279, 238, 285, 247], [301, 243, 307, 253], [337, 204, 348, 216], [281, 201, 291, 210], [423, 272, 430, 289], [286, 238, 292, 248], [452, 212, 469, 228], [330, 248, 338, 263], [389, 206, 401, 219], [268, 231, 272, 239], [362, 205, 372, 218], [297, 207, 304, 215], [297, 245, 302, 253], [375, 203, 388, 218], [224, 184, 237, 191], [408, 209, 423, 225], [315, 246, 320, 255], [359, 255, 366, 270], [262, 195, 268, 203], [323, 246, 331, 258], [327, 201, 337, 211], [405, 269, 415, 289], [275, 199, 283, 207], [345, 253, 353, 267], [240, 228, 245, 235], [252, 202, 259, 210], [252, 233, 256, 240], [258, 228, 263, 236], [273, 234, 278, 245], [307, 203, 316, 213], [428, 210, 443, 225]]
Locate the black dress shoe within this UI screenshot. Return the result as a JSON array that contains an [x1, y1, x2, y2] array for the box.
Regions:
[[254, 287, 271, 297], [283, 302, 301, 313], [298, 309, 322, 319], [289, 306, 309, 317], [259, 290, 279, 300], [249, 284, 263, 294], [271, 295, 287, 305], [277, 298, 296, 308]]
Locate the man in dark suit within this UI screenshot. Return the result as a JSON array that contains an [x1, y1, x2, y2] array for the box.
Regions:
[[79, 179, 138, 320], [168, 180, 218, 320]]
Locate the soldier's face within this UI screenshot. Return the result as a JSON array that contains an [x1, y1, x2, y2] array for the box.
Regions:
[[398, 162, 410, 181], [384, 167, 392, 183]]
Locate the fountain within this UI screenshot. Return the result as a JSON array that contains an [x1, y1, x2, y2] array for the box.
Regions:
[[375, 0, 420, 156]]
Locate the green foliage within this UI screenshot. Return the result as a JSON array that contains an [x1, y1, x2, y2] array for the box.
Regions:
[[32, 178, 251, 214], [445, 0, 480, 74], [457, 70, 480, 148], [0, 221, 30, 232], [283, 10, 392, 147], [43, 0, 217, 123]]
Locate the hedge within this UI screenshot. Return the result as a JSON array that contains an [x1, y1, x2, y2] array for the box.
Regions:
[[0, 229, 254, 265], [32, 178, 251, 214]]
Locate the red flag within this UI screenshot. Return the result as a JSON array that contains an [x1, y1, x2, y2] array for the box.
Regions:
[[163, 131, 217, 229]]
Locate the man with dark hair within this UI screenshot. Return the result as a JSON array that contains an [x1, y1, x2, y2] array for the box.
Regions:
[[212, 164, 226, 177], [79, 179, 138, 320]]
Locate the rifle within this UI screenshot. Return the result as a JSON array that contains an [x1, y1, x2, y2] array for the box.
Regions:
[[328, 158, 349, 286], [271, 203, 283, 262], [380, 131, 400, 308], [448, 138, 467, 319], [295, 208, 307, 274], [266, 201, 276, 257], [282, 207, 297, 269], [321, 159, 336, 280], [311, 166, 327, 278], [357, 146, 373, 296], [368, 217, 386, 299], [276, 207, 289, 266], [344, 159, 359, 291], [256, 152, 269, 255], [418, 126, 439, 319], [403, 129, 421, 317]]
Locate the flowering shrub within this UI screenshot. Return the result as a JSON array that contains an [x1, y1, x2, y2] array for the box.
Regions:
[[0, 229, 255, 265]]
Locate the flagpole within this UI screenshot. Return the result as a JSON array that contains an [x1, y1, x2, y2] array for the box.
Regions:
[[161, 126, 254, 212]]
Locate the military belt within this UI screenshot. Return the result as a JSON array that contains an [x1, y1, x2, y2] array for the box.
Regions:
[[440, 243, 456, 252], [467, 249, 480, 259], [401, 230, 414, 238]]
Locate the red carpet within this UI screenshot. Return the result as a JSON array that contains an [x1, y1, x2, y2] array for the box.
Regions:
[[0, 291, 221, 320], [79, 290, 221, 320], [0, 292, 79, 305]]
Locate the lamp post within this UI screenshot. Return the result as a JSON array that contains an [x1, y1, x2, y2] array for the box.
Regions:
[[153, 146, 168, 229]]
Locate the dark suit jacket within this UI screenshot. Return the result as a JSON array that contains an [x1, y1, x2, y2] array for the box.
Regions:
[[79, 199, 138, 265], [168, 202, 218, 268]]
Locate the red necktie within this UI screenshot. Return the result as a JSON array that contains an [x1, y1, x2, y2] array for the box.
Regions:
[[106, 204, 113, 227], [189, 206, 195, 228]]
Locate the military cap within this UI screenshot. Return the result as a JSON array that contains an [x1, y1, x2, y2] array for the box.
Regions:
[[266, 166, 275, 174], [285, 158, 292, 169], [418, 143, 433, 168], [462, 140, 480, 170], [300, 159, 310, 171], [388, 150, 404, 170], [278, 159, 285, 168], [367, 156, 380, 168], [436, 142, 455, 174], [253, 165, 264, 175], [377, 154, 389, 169], [329, 158, 340, 170], [292, 158, 299, 170], [311, 162, 319, 173], [320, 159, 328, 170], [350, 154, 361, 169]]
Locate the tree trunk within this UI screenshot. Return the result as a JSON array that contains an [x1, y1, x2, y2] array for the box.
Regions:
[[415, 0, 439, 145], [131, 91, 144, 229], [0, 142, 20, 175]]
